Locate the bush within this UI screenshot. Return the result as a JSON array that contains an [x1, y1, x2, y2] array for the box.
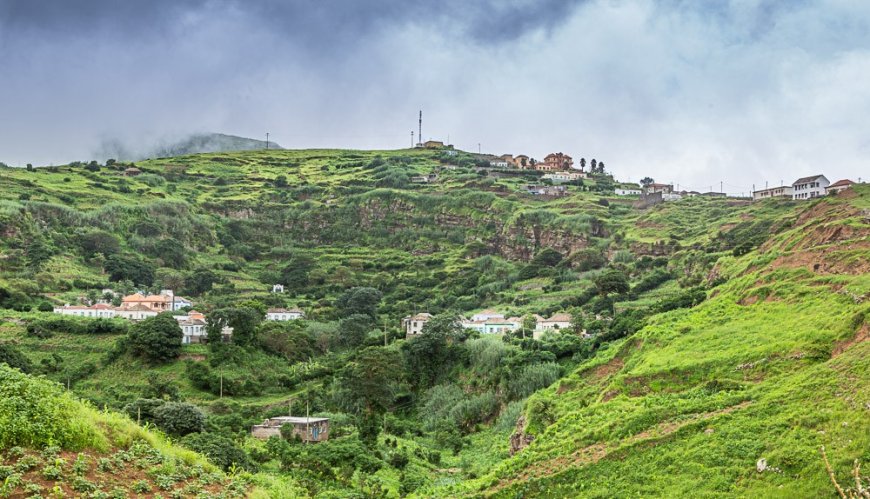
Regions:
[[0, 365, 105, 450], [0, 344, 32, 373], [153, 402, 205, 436], [123, 398, 166, 423], [37, 302, 54, 312], [633, 269, 673, 294], [181, 432, 253, 471], [654, 287, 707, 313]]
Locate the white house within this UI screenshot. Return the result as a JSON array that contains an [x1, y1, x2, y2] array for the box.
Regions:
[[646, 183, 674, 194], [461, 316, 521, 335], [614, 187, 642, 196], [169, 296, 193, 311], [266, 308, 305, 321], [470, 309, 504, 322], [792, 175, 829, 200], [179, 320, 207, 344], [115, 304, 159, 321], [489, 159, 509, 168], [534, 313, 573, 339], [272, 284, 285, 293], [753, 186, 794, 201], [542, 171, 586, 182], [53, 304, 117, 318], [402, 312, 433, 336]]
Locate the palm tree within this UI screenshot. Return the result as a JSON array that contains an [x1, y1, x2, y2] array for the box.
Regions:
[[590, 159, 597, 172], [579, 158, 586, 171]]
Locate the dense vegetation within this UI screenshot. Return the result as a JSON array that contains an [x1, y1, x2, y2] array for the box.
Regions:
[[1, 148, 868, 497]]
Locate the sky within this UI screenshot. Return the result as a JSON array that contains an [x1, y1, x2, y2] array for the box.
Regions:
[[1, 0, 868, 193]]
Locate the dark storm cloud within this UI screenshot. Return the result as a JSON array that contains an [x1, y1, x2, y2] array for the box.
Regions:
[[1, 0, 869, 191], [0, 0, 584, 51]]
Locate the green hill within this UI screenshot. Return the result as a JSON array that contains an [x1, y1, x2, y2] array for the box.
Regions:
[[1, 150, 868, 497]]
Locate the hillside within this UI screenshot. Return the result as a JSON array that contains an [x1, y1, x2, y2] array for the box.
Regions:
[[95, 132, 283, 161], [1, 150, 868, 497]]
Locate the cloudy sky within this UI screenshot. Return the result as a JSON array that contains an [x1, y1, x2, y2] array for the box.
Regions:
[[1, 0, 868, 193]]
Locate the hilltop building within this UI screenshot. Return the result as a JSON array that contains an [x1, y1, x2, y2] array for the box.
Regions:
[[792, 175, 829, 200], [753, 186, 793, 201], [826, 179, 855, 195], [645, 183, 674, 194], [615, 186, 642, 196], [536, 153, 573, 171]]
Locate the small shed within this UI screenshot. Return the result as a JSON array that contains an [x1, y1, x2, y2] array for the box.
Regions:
[[124, 167, 142, 176], [251, 416, 329, 442]]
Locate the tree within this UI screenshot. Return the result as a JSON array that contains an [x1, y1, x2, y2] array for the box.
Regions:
[[207, 307, 263, 347], [104, 254, 155, 286], [593, 269, 630, 297], [78, 230, 121, 259], [402, 314, 464, 389], [579, 158, 586, 171], [26, 163, 33, 171], [336, 347, 405, 447], [336, 287, 382, 319], [598, 161, 605, 173], [153, 401, 205, 436], [640, 177, 654, 187], [85, 160, 100, 172], [127, 313, 183, 363], [274, 175, 288, 188], [590, 159, 597, 172], [279, 254, 316, 292], [184, 268, 220, 296], [156, 238, 187, 269], [338, 314, 372, 349]]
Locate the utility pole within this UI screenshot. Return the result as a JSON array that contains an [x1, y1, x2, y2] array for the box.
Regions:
[[266, 132, 270, 150], [720, 181, 723, 193], [478, 143, 481, 154], [418, 110, 422, 146], [411, 131, 414, 148]]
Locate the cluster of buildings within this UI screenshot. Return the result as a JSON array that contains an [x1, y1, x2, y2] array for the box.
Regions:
[[402, 310, 575, 340], [493, 152, 579, 172], [53, 290, 193, 320], [611, 175, 859, 204], [752, 175, 856, 201], [53, 289, 306, 344]]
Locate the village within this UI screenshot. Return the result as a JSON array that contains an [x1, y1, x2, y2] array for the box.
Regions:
[[413, 139, 861, 204]]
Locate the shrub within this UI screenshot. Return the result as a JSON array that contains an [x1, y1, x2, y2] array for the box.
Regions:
[[0, 343, 33, 373], [37, 302, 54, 312], [0, 365, 105, 450], [181, 432, 253, 471], [153, 402, 205, 437]]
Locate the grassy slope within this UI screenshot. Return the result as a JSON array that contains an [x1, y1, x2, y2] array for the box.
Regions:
[[422, 186, 870, 497], [3, 151, 867, 497]]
